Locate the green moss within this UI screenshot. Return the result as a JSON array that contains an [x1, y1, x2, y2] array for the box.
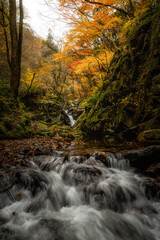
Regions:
[[86, 92, 100, 107]]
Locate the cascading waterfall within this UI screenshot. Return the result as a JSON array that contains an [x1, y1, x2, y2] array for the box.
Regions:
[[64, 110, 76, 126], [0, 150, 159, 240]]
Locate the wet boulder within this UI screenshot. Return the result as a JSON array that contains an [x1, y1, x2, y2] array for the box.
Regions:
[[0, 226, 22, 240], [145, 162, 160, 178], [73, 165, 102, 185], [0, 174, 15, 193], [62, 164, 102, 186], [124, 145, 160, 171], [143, 179, 160, 200], [34, 145, 52, 155], [0, 169, 49, 209], [14, 170, 48, 195], [94, 152, 109, 166]]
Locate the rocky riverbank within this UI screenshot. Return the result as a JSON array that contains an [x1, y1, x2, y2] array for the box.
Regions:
[[0, 137, 74, 166], [0, 138, 159, 179]]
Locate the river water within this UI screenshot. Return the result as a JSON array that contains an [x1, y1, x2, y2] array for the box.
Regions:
[[0, 148, 159, 240]]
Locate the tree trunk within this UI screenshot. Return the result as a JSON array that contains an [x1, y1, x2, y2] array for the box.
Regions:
[[9, 0, 23, 98], [18, 0, 23, 76], [0, 1, 11, 68]]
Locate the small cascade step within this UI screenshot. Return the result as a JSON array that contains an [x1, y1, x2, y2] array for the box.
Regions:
[[64, 110, 76, 126]]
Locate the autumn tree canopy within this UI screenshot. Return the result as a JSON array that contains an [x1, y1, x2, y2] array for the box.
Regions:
[[0, 0, 153, 102], [47, 0, 150, 100]]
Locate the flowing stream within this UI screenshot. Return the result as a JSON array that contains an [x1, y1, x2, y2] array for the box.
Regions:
[[0, 148, 160, 240]]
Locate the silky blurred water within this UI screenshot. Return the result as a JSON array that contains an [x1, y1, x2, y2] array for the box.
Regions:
[[0, 150, 159, 240]]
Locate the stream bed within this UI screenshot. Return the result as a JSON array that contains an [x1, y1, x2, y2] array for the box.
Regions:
[[0, 147, 160, 240]]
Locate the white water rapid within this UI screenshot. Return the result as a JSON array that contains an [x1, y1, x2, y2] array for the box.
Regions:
[[0, 150, 159, 240], [64, 110, 76, 126]]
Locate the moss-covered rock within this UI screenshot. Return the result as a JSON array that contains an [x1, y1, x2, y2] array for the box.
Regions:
[[0, 94, 81, 140], [137, 129, 160, 144]]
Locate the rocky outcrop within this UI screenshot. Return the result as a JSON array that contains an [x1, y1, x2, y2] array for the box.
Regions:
[[34, 100, 71, 126], [77, 5, 160, 144], [67, 101, 84, 121]]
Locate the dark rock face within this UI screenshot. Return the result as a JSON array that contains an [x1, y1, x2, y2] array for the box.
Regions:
[[145, 163, 160, 178], [60, 111, 71, 126], [124, 145, 160, 171], [144, 180, 160, 201]]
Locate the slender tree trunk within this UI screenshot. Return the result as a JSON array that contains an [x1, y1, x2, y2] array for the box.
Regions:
[[9, 0, 23, 98], [9, 0, 18, 98], [18, 0, 23, 76]]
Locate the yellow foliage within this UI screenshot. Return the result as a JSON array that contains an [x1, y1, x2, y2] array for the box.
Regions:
[[52, 0, 150, 100]]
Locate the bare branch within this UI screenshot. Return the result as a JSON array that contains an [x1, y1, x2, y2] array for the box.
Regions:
[[84, 0, 134, 17]]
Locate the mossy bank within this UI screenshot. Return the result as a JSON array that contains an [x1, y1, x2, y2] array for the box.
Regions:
[[0, 95, 81, 140]]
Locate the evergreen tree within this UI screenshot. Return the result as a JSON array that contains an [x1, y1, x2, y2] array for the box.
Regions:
[[45, 28, 58, 56]]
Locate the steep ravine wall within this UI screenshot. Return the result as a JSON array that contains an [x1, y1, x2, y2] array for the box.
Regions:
[[77, 6, 160, 145]]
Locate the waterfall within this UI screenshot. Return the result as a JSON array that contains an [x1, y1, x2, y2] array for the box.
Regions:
[[65, 110, 76, 126], [0, 150, 159, 240]]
